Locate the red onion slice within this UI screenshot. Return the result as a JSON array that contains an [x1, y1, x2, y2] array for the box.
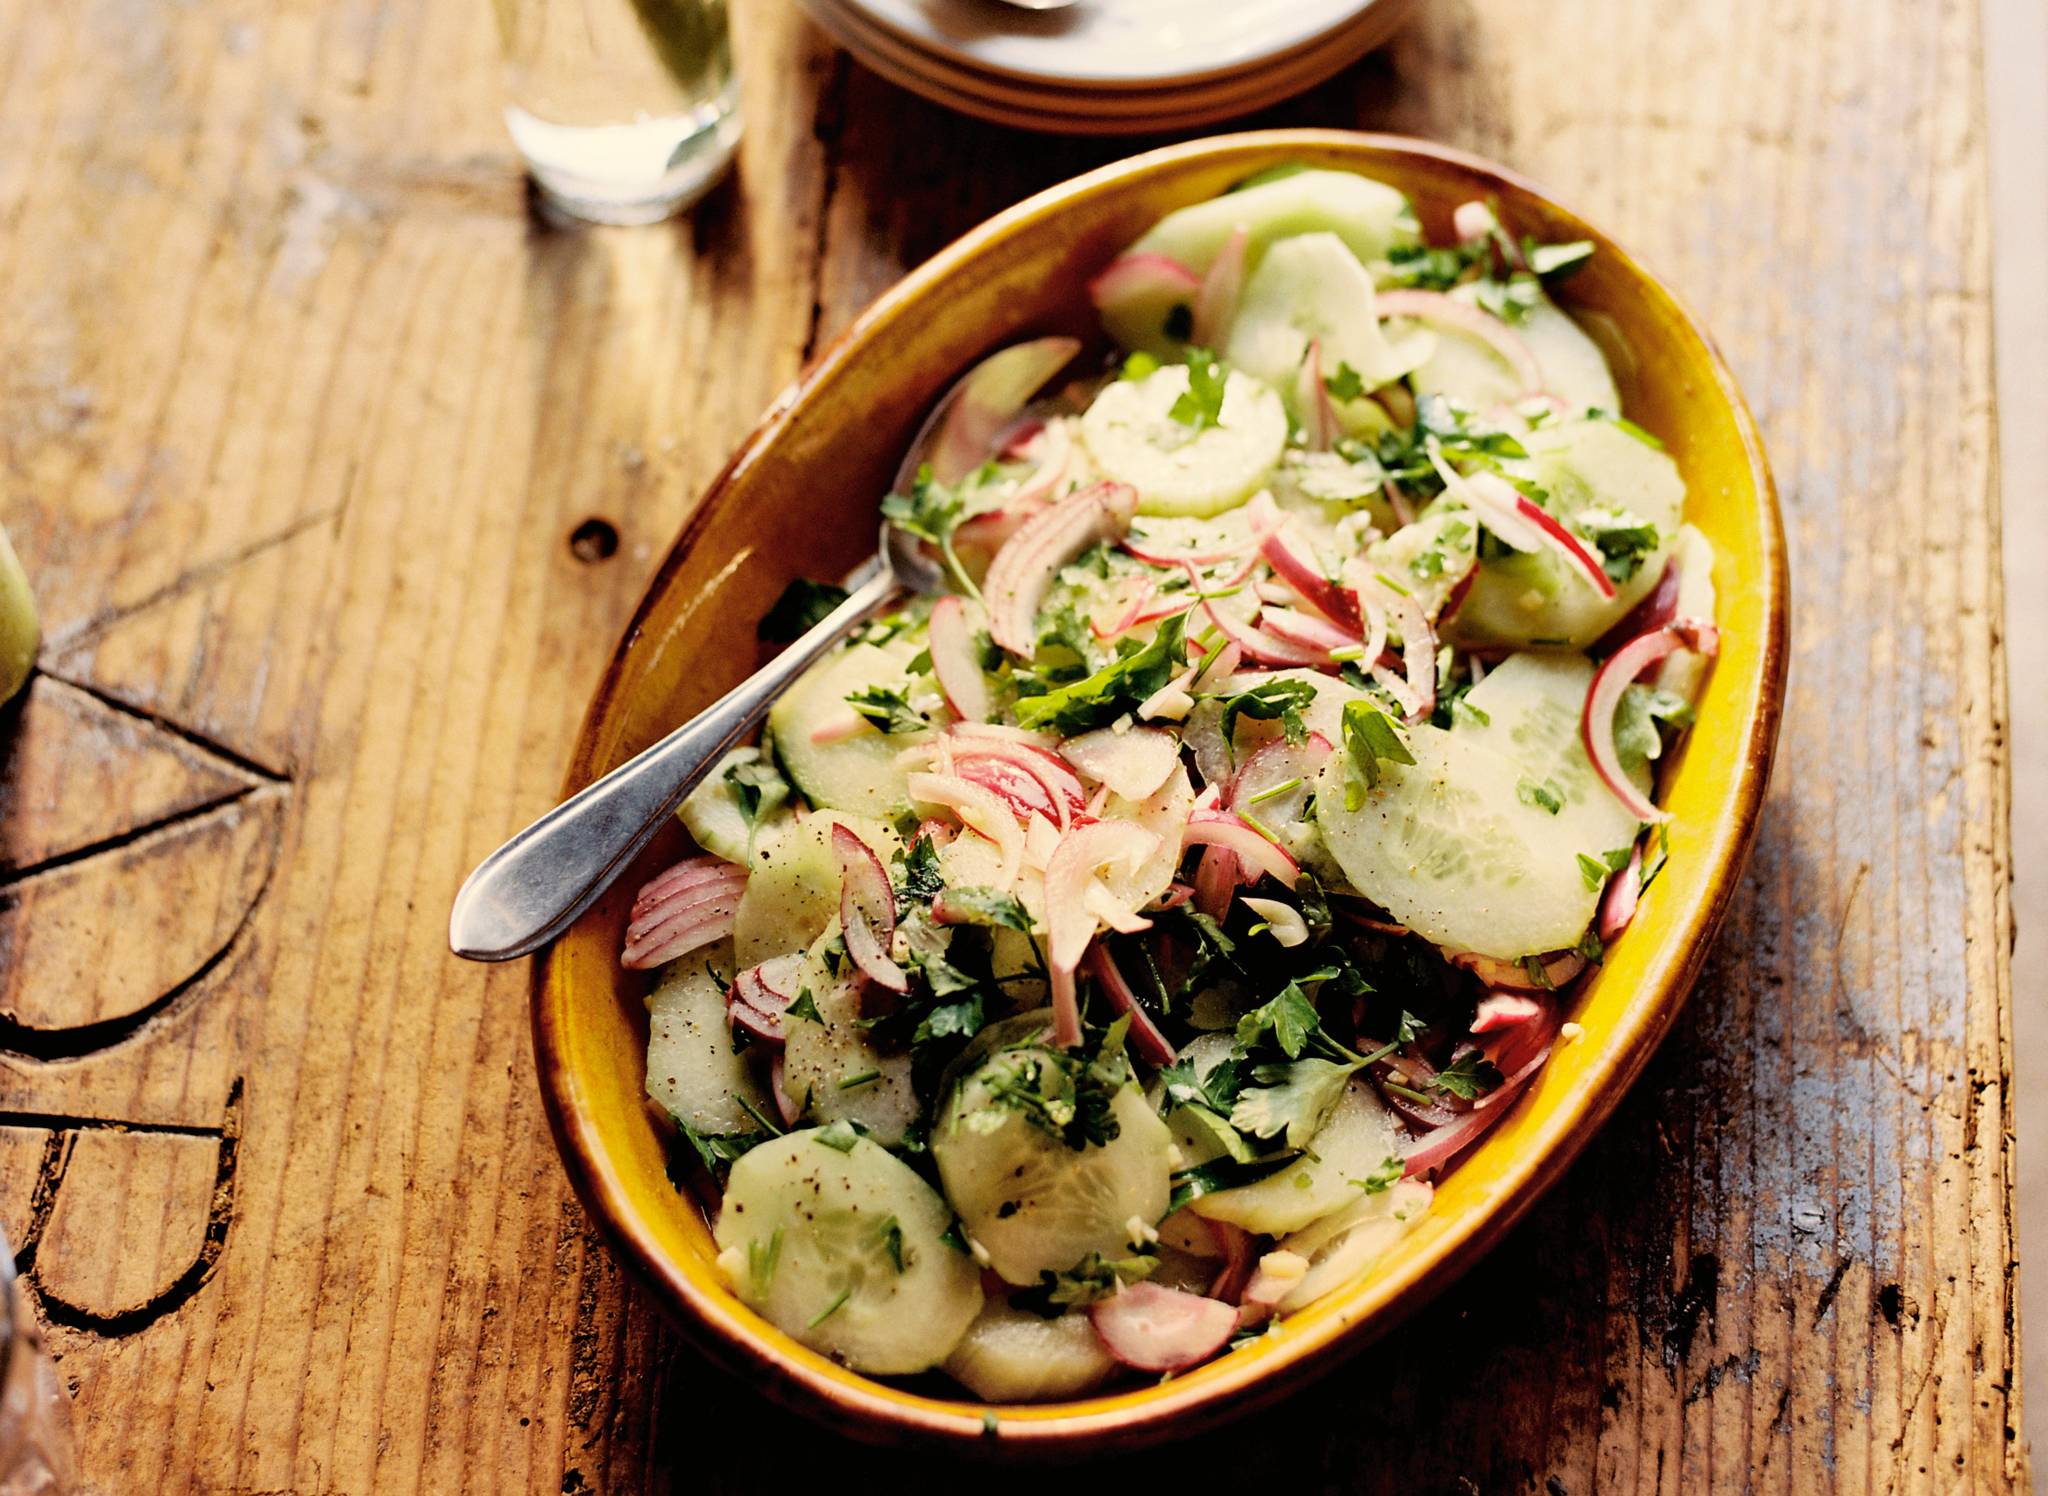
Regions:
[[1201, 593, 1334, 668], [1259, 606, 1357, 657], [1205, 1220, 1255, 1305], [1296, 337, 1341, 453], [1089, 1283, 1237, 1373], [984, 481, 1140, 656], [622, 858, 748, 969], [949, 737, 1087, 827], [1044, 820, 1163, 1046], [1593, 558, 1681, 653], [1581, 619, 1719, 822], [1450, 949, 1587, 994], [1377, 288, 1545, 395], [1510, 493, 1617, 600], [832, 823, 908, 994], [912, 336, 1082, 487], [1190, 224, 1249, 348], [928, 595, 991, 724], [1083, 944, 1175, 1067], [1258, 501, 1361, 630], [769, 1056, 803, 1129], [631, 854, 744, 915], [1182, 807, 1299, 887]]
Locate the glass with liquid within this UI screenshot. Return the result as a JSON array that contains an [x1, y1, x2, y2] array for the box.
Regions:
[[492, 0, 740, 225]]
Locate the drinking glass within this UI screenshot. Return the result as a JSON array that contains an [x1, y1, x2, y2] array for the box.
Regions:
[[492, 0, 741, 225], [0, 1233, 73, 1496]]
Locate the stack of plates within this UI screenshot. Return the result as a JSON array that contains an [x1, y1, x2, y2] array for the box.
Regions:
[[799, 0, 1421, 136]]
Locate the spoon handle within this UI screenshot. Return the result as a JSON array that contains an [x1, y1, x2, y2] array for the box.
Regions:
[[449, 566, 902, 961]]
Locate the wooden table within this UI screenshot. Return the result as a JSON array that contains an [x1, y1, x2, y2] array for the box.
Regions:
[[0, 1, 2020, 1490]]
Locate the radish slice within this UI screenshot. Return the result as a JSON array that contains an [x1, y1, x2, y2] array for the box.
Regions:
[[1452, 199, 1497, 243], [985, 481, 1141, 656], [1206, 1220, 1254, 1304], [1426, 443, 1613, 600], [1043, 821, 1163, 1047], [951, 722, 1061, 748], [1259, 506, 1360, 630], [928, 596, 991, 723], [808, 711, 869, 746], [769, 1056, 803, 1129], [751, 953, 804, 1003], [1377, 288, 1545, 395], [1060, 725, 1181, 801], [910, 772, 1028, 886], [1181, 807, 1299, 887], [1089, 252, 1202, 342], [832, 824, 908, 994], [728, 995, 784, 1046], [1088, 1283, 1237, 1373], [1190, 224, 1249, 348], [1191, 841, 1239, 919], [910, 336, 1082, 487], [1008, 420, 1073, 508], [1451, 949, 1587, 994], [1598, 841, 1645, 941], [1083, 945, 1175, 1067], [1581, 618, 1719, 822], [1201, 594, 1333, 668], [1471, 992, 1545, 1033], [1296, 337, 1341, 453]]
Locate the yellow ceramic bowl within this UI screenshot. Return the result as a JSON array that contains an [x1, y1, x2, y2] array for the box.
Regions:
[[534, 130, 1788, 1454]]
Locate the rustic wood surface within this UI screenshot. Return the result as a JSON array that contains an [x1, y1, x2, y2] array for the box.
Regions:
[[0, 0, 2020, 1490]]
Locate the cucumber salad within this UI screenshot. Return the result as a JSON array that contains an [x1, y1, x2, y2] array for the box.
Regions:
[[624, 167, 1722, 1397]]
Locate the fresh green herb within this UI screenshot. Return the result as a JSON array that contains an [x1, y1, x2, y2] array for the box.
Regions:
[[1614, 683, 1696, 767], [1640, 825, 1671, 890], [1168, 347, 1229, 432], [1386, 240, 1493, 291], [1011, 1252, 1158, 1317], [837, 1068, 882, 1091], [1452, 696, 1491, 729], [1231, 1057, 1361, 1150], [1475, 271, 1544, 325], [937, 885, 1033, 931], [784, 988, 823, 1024], [1394, 1009, 1427, 1044], [1035, 600, 1096, 670], [898, 835, 946, 905], [814, 1119, 862, 1153], [1343, 394, 1528, 501], [1577, 925, 1607, 964], [1235, 983, 1322, 1059], [1217, 675, 1318, 751], [1340, 699, 1417, 809], [807, 1287, 854, 1328], [668, 1120, 765, 1184], [1525, 238, 1596, 278], [973, 1023, 1134, 1151], [1121, 350, 1161, 382], [1013, 613, 1187, 734], [747, 1227, 784, 1295], [724, 756, 790, 830], [1429, 1051, 1503, 1101], [878, 1217, 905, 1273], [1168, 1153, 1302, 1214], [844, 683, 926, 736], [1577, 847, 1633, 891], [881, 465, 978, 597], [1323, 361, 1367, 402], [1351, 1156, 1406, 1195], [757, 578, 849, 642], [734, 1093, 785, 1137], [940, 1220, 970, 1255], [1245, 775, 1304, 806], [1579, 511, 1662, 584], [1518, 778, 1566, 815]]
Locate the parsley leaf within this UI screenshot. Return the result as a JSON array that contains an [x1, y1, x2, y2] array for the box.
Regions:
[[1011, 1252, 1158, 1317], [880, 465, 978, 597], [1013, 613, 1187, 734], [1429, 1051, 1503, 1101], [1231, 1057, 1360, 1150], [1340, 699, 1417, 809], [1235, 983, 1321, 1060], [757, 579, 849, 642], [783, 988, 823, 1024], [1525, 238, 1595, 277], [1323, 361, 1367, 402], [1580, 511, 1661, 584], [1351, 1155, 1406, 1195], [1168, 348, 1229, 432], [878, 1217, 905, 1274], [1613, 683, 1696, 767], [897, 835, 946, 904], [1168, 1154, 1301, 1214], [724, 756, 789, 831], [935, 885, 1032, 931], [814, 1119, 862, 1152], [1518, 778, 1565, 815], [844, 683, 925, 736], [1217, 676, 1318, 752], [1577, 847, 1633, 892]]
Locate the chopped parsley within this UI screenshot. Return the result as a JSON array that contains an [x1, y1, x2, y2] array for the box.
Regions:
[[878, 1217, 905, 1273], [807, 1287, 853, 1328], [1216, 675, 1318, 751], [1013, 613, 1187, 734], [784, 988, 823, 1024], [1518, 778, 1565, 815], [936, 885, 1032, 930], [1429, 1051, 1503, 1101], [1323, 361, 1367, 402], [1351, 1155, 1407, 1195], [881, 465, 978, 597], [813, 1119, 862, 1153], [844, 683, 926, 736], [1011, 1251, 1158, 1317], [1577, 847, 1633, 891], [724, 755, 790, 831], [747, 1227, 784, 1295], [1168, 347, 1229, 432], [1340, 699, 1417, 809]]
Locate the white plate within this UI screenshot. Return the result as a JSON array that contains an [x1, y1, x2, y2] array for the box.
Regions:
[[843, 0, 1386, 89]]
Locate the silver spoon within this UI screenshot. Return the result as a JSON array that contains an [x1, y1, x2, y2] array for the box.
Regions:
[[448, 524, 941, 962]]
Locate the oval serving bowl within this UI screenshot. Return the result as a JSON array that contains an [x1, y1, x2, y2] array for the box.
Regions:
[[533, 130, 1788, 1454]]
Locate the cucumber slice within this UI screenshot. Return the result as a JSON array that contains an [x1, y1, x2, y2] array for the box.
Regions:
[[781, 928, 920, 1145], [713, 1129, 983, 1374], [1181, 1075, 1404, 1237], [767, 632, 928, 816], [1104, 170, 1419, 355], [1406, 284, 1619, 415], [1657, 524, 1718, 702], [1080, 365, 1287, 519], [1226, 233, 1433, 404], [943, 1298, 1117, 1402], [1311, 712, 1614, 959], [678, 747, 789, 864], [1274, 1177, 1432, 1314], [934, 1042, 1174, 1286], [1365, 506, 1478, 621], [644, 945, 769, 1135], [732, 811, 901, 967], [1181, 667, 1365, 788], [1448, 418, 1686, 649]]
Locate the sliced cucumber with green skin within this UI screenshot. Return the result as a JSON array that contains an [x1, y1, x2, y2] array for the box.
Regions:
[[732, 811, 901, 967], [943, 1298, 1117, 1402], [1274, 1177, 1432, 1313], [934, 1043, 1173, 1286], [1448, 418, 1685, 649], [644, 944, 768, 1134], [767, 632, 928, 817], [1080, 365, 1288, 519], [1227, 233, 1433, 403], [713, 1129, 983, 1375], [1406, 284, 1619, 415], [781, 928, 920, 1145], [678, 747, 789, 864], [1312, 709, 1615, 959], [1175, 1069, 1404, 1237], [1103, 170, 1420, 355]]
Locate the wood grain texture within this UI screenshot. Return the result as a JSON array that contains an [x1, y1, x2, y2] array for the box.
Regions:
[[0, 1, 2018, 1491]]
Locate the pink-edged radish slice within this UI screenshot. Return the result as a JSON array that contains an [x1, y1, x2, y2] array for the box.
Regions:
[[1088, 253, 1201, 347], [1581, 617, 1720, 822], [1190, 224, 1249, 348], [1090, 1282, 1238, 1373], [1089, 572, 1159, 640], [984, 481, 1140, 656], [1259, 605, 1357, 657], [1471, 992, 1545, 1033], [728, 994, 784, 1046], [1427, 446, 1614, 600], [831, 823, 908, 994], [1376, 288, 1545, 395], [1508, 492, 1616, 600], [950, 721, 1061, 748], [1200, 595, 1334, 669], [902, 336, 1082, 488], [769, 1055, 803, 1129], [1296, 337, 1341, 453], [1205, 1219, 1255, 1304], [1191, 841, 1239, 919], [1083, 943, 1175, 1067], [1597, 840, 1645, 942], [1450, 949, 1587, 994], [928, 595, 991, 724], [1008, 419, 1074, 507], [1181, 806, 1299, 887], [1044, 820, 1162, 1047], [1059, 724, 1181, 801]]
